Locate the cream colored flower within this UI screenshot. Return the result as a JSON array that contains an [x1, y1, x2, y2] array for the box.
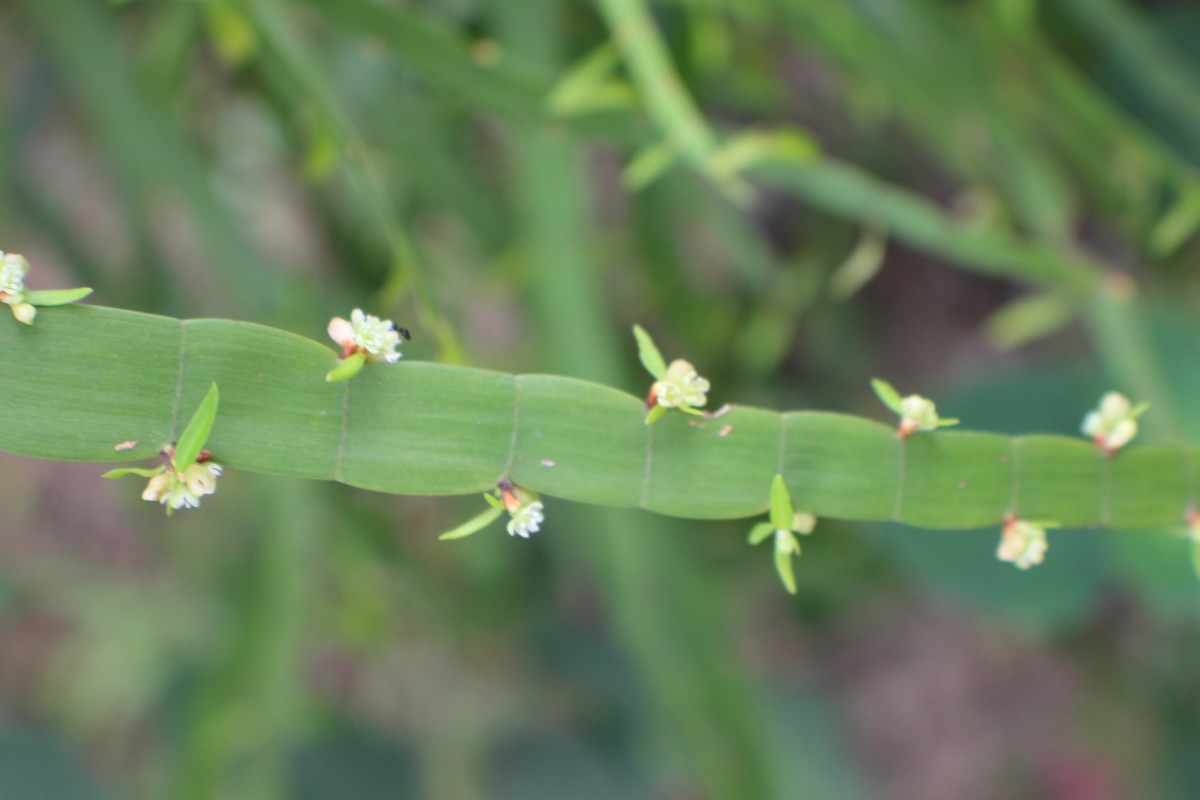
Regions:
[[141, 462, 223, 512], [1082, 391, 1146, 454], [996, 517, 1049, 570], [652, 359, 710, 409], [328, 308, 404, 363]]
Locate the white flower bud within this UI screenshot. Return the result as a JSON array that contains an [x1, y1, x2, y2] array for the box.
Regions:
[[183, 463, 222, 496], [141, 472, 173, 502], [11, 302, 35, 325]]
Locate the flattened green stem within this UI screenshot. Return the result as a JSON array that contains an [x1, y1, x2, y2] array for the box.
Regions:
[[0, 305, 1196, 533]]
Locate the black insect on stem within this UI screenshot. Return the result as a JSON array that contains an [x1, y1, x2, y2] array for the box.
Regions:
[[390, 322, 412, 341]]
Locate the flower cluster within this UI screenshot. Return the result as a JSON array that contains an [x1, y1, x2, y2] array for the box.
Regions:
[[651, 359, 711, 410], [1082, 391, 1147, 455], [141, 458, 223, 512], [438, 479, 548, 541], [633, 325, 713, 425], [104, 383, 223, 516], [329, 309, 406, 363], [0, 252, 36, 324], [326, 309, 408, 381], [871, 378, 959, 439], [501, 483, 545, 538], [996, 516, 1052, 570]]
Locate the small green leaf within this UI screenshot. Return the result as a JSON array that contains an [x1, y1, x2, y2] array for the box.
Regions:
[[984, 291, 1077, 350], [829, 223, 887, 300], [622, 141, 678, 192], [483, 492, 506, 510], [769, 474, 795, 531], [774, 547, 798, 594], [871, 378, 904, 414], [173, 382, 219, 471], [102, 467, 162, 479], [937, 418, 960, 428], [678, 405, 706, 416], [23, 287, 93, 306], [644, 405, 668, 426], [546, 43, 635, 116], [633, 324, 667, 379], [1130, 402, 1151, 419], [748, 521, 774, 545], [325, 352, 365, 383], [439, 506, 504, 540]]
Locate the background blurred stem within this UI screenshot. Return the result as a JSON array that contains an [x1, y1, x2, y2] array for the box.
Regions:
[[171, 478, 314, 800], [247, 0, 464, 363], [497, 1, 780, 796]]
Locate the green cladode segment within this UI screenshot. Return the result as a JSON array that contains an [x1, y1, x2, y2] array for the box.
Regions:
[[0, 305, 1195, 530]]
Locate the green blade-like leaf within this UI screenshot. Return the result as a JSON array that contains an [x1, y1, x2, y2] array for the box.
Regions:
[[483, 493, 506, 510], [325, 352, 365, 383], [23, 287, 93, 306], [102, 467, 162, 479], [774, 547, 798, 595], [644, 404, 668, 426], [871, 378, 905, 415], [768, 474, 794, 531], [633, 324, 667, 379], [173, 383, 219, 471], [439, 506, 504, 540], [748, 521, 774, 545]]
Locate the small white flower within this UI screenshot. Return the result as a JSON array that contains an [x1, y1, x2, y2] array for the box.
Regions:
[[792, 511, 816, 535], [0, 252, 27, 301], [140, 461, 223, 512], [329, 308, 404, 364], [506, 501, 545, 538], [652, 359, 710, 409], [1082, 391, 1146, 454], [499, 483, 544, 538], [996, 517, 1049, 570]]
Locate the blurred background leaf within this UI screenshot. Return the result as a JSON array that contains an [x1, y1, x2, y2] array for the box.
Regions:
[[4, 0, 1200, 798]]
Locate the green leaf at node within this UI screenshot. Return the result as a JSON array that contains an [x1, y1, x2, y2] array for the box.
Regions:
[[748, 521, 774, 545], [173, 382, 219, 471], [774, 545, 798, 595], [439, 506, 504, 540], [644, 405, 668, 426], [483, 492, 506, 510], [23, 287, 93, 306], [633, 324, 667, 379], [102, 467, 162, 479], [870, 378, 905, 414], [769, 474, 794, 531], [325, 351, 366, 383]]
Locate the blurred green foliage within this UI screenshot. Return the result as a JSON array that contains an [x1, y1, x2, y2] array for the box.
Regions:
[[4, 0, 1200, 797]]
